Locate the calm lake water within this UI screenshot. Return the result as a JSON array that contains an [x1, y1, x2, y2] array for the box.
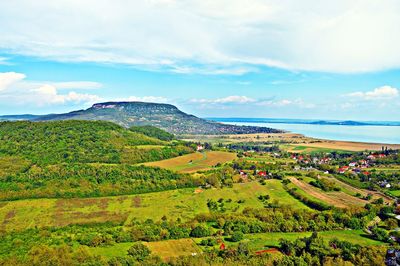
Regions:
[[220, 121, 400, 144]]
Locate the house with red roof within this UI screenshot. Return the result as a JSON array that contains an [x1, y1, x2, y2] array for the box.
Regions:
[[258, 171, 267, 177]]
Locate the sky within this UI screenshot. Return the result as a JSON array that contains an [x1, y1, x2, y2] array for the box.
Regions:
[[0, 0, 399, 121]]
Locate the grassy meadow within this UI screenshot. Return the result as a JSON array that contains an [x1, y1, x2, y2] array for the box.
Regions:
[[0, 180, 309, 232]]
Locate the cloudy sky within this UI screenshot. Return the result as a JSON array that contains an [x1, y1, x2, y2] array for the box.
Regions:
[[0, 0, 399, 120]]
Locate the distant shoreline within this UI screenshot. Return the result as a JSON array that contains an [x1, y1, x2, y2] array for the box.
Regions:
[[208, 117, 400, 127], [211, 118, 400, 145]]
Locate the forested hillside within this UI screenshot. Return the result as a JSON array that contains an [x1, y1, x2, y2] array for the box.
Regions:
[[0, 121, 197, 200], [0, 120, 192, 165], [130, 125, 175, 141]]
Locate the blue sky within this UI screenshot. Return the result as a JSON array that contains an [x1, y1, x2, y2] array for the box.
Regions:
[[0, 1, 399, 120]]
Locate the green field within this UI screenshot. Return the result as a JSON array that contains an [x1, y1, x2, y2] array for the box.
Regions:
[[243, 154, 294, 165], [389, 190, 400, 197], [0, 180, 309, 232]]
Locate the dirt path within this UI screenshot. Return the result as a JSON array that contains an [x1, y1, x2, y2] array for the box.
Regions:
[[288, 177, 366, 208]]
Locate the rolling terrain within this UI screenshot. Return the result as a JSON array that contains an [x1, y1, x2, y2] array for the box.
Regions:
[[0, 120, 397, 265]]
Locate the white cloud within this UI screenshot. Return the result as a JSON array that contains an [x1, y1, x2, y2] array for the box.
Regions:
[[257, 98, 315, 108], [0, 72, 26, 91], [32, 85, 101, 105], [0, 72, 101, 106], [1, 1, 400, 73], [0, 57, 10, 65], [190, 95, 256, 104], [188, 95, 316, 110], [50, 81, 103, 90], [124, 96, 169, 103], [346, 85, 399, 100]]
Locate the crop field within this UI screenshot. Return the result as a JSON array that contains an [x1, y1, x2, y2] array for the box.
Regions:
[[319, 175, 393, 203], [143, 151, 237, 173], [288, 177, 367, 208], [0, 181, 307, 232]]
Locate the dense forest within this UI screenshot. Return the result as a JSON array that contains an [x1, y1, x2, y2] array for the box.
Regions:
[[0, 164, 201, 200]]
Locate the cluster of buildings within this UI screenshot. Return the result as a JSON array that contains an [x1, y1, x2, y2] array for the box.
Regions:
[[337, 153, 387, 175], [238, 170, 270, 179], [291, 154, 332, 165]]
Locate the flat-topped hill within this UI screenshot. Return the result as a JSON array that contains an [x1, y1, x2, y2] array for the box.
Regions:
[[1, 101, 281, 135]]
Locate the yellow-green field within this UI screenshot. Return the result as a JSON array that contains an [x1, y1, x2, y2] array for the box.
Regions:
[[0, 180, 308, 232], [90, 239, 201, 260], [144, 239, 201, 260], [135, 145, 167, 149], [143, 151, 237, 173], [243, 154, 295, 165]]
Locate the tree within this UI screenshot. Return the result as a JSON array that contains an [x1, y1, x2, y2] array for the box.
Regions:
[[237, 242, 250, 256], [127, 242, 151, 261], [371, 227, 389, 242], [386, 218, 398, 230], [230, 231, 244, 242], [28, 245, 74, 266], [190, 225, 210, 238]]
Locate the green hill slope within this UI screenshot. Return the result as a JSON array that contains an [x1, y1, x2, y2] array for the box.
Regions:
[[130, 125, 175, 141], [0, 120, 192, 165]]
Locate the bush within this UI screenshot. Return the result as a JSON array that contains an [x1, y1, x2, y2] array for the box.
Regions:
[[237, 242, 250, 256], [230, 231, 244, 242], [127, 242, 151, 261], [371, 227, 389, 242], [200, 238, 217, 246]]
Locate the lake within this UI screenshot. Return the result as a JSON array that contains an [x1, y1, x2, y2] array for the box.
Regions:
[[215, 120, 400, 144]]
